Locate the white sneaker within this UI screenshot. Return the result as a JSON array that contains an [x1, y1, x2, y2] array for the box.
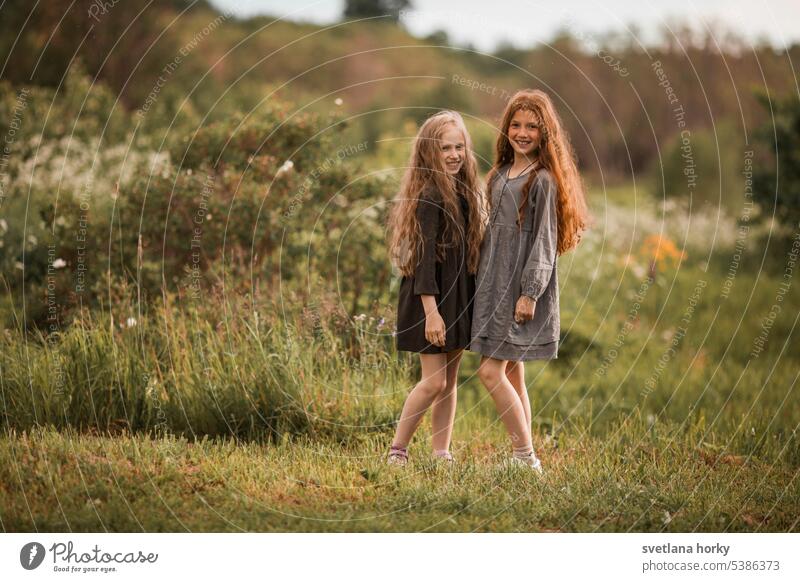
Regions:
[[432, 450, 454, 463], [508, 452, 543, 474]]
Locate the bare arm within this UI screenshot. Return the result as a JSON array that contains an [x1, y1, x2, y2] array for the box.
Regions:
[[421, 295, 445, 347]]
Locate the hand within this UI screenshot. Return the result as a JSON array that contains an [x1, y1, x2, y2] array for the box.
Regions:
[[514, 295, 536, 323], [425, 312, 446, 347]]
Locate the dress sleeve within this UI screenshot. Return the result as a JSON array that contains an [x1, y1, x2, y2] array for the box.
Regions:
[[521, 172, 558, 300], [413, 190, 441, 296]]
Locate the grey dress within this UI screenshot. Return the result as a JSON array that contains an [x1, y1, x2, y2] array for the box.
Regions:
[[469, 165, 559, 361]]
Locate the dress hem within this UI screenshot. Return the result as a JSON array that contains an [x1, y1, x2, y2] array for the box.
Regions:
[[396, 342, 471, 354], [479, 333, 560, 346], [469, 336, 558, 362]]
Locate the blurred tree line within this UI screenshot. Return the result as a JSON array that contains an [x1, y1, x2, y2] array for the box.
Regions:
[[1, 0, 799, 330], [2, 0, 798, 186], [344, 0, 411, 23]]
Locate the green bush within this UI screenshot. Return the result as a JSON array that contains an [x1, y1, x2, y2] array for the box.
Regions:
[[1, 73, 395, 328], [753, 92, 800, 229], [652, 121, 745, 214]]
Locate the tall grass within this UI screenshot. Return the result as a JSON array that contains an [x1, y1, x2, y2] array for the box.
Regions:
[[1, 187, 798, 467], [0, 292, 409, 443]]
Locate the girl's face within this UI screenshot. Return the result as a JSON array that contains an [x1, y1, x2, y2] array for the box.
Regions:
[[507, 109, 542, 158], [438, 125, 465, 176]]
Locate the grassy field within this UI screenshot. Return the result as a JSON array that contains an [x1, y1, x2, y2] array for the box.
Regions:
[[1, 187, 799, 532], [1, 416, 797, 532]]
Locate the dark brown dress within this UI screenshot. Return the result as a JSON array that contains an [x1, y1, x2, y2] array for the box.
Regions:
[[395, 186, 475, 353]]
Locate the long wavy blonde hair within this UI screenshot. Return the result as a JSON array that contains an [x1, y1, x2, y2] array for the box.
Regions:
[[387, 111, 485, 276], [487, 89, 589, 254]]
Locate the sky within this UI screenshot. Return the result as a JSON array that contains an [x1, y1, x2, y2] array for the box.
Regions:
[[207, 0, 800, 51]]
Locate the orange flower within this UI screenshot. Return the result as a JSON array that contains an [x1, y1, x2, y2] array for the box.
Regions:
[[639, 234, 685, 272]]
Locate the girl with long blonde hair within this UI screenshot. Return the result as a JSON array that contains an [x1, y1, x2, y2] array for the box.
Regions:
[[386, 111, 484, 465], [470, 89, 589, 471]]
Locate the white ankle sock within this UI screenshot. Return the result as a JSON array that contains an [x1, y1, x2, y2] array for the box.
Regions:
[[512, 445, 534, 458]]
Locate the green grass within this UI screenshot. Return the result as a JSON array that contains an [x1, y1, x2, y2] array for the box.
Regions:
[[1, 183, 799, 531], [0, 297, 407, 443], [1, 418, 797, 532]]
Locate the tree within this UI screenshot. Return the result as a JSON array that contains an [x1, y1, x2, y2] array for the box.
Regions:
[[343, 0, 412, 23], [653, 122, 744, 214], [753, 92, 800, 229]]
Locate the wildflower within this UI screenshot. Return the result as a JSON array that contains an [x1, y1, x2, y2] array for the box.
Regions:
[[334, 98, 343, 106], [661, 199, 677, 212], [354, 313, 366, 322], [125, 317, 137, 328], [377, 317, 385, 330], [52, 258, 67, 269], [276, 160, 294, 177], [639, 234, 685, 273], [0, 219, 7, 232]]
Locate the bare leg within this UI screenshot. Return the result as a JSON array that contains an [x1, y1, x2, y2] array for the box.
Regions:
[[505, 361, 531, 429], [391, 353, 448, 449], [477, 356, 532, 450], [430, 349, 463, 453]]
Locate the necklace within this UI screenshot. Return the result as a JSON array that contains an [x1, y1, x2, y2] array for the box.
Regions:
[[490, 160, 540, 226], [507, 159, 538, 180]]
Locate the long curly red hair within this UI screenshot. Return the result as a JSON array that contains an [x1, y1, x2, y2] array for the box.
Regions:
[[487, 89, 590, 254], [387, 111, 485, 276]]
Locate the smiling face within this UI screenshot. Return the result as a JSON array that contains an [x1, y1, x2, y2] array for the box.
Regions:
[[439, 125, 465, 176], [507, 109, 542, 158]]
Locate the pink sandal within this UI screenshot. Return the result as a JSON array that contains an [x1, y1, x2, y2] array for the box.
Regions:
[[388, 445, 408, 466]]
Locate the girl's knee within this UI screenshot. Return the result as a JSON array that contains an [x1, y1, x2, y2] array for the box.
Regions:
[[419, 375, 448, 397], [510, 379, 526, 396], [477, 364, 501, 388]]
